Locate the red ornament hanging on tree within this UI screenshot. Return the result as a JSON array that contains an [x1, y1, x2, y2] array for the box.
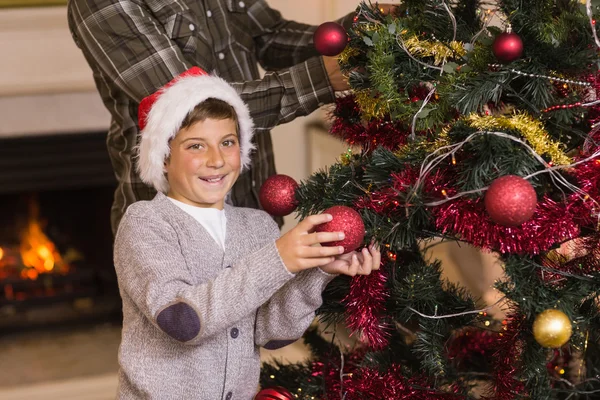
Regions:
[[259, 174, 299, 217], [315, 205, 365, 253], [254, 386, 294, 400], [313, 21, 349, 56], [492, 26, 523, 63], [484, 175, 537, 226]]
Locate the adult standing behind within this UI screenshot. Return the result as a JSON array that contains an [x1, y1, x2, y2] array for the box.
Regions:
[[67, 0, 393, 235]]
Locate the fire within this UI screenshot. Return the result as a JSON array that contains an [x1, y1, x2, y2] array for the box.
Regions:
[[0, 198, 71, 281], [17, 198, 68, 280]]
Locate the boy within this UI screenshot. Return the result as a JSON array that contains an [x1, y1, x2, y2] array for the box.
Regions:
[[114, 67, 380, 399]]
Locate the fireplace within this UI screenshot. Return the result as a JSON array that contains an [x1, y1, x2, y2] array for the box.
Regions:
[[0, 131, 121, 332]]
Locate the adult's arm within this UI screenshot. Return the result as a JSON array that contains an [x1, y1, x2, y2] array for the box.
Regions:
[[68, 0, 337, 129]]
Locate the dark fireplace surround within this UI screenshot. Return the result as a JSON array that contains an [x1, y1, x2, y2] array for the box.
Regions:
[[0, 131, 121, 332]]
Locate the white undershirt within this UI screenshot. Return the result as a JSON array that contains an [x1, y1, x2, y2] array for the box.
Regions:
[[168, 197, 227, 249]]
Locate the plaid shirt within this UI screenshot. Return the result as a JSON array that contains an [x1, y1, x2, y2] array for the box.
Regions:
[[67, 0, 353, 234]]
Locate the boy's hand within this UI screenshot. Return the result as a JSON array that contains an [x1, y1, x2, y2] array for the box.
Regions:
[[275, 214, 346, 274], [320, 241, 381, 276]]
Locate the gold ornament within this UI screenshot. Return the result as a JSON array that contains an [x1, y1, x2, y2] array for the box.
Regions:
[[532, 309, 573, 348]]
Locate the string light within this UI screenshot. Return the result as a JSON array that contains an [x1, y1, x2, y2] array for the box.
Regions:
[[543, 97, 600, 113], [542, 102, 582, 112], [489, 64, 592, 87], [408, 297, 506, 319]]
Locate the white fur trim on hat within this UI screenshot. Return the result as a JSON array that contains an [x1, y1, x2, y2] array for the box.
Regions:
[[136, 72, 255, 193]]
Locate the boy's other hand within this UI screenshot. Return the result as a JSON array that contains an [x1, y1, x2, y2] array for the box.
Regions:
[[320, 241, 381, 276], [275, 213, 346, 274]]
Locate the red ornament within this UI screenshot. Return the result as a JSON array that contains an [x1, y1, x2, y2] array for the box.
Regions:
[[313, 22, 348, 56], [315, 205, 365, 253], [254, 386, 294, 400], [492, 30, 523, 63], [484, 175, 537, 226], [259, 174, 299, 217]]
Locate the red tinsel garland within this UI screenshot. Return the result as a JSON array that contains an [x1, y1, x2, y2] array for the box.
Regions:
[[329, 95, 411, 151], [584, 73, 600, 134], [446, 328, 499, 370], [480, 314, 527, 400], [342, 266, 390, 350], [356, 167, 454, 215], [311, 358, 462, 400], [433, 196, 581, 254], [356, 160, 599, 255], [328, 366, 463, 400], [567, 155, 600, 227]]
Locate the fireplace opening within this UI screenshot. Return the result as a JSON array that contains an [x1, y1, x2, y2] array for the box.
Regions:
[[0, 131, 121, 332]]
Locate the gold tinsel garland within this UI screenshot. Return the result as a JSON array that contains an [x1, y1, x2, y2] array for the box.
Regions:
[[354, 90, 388, 120], [337, 46, 360, 67], [403, 35, 466, 65], [466, 113, 571, 165], [348, 32, 467, 119], [393, 126, 452, 158]]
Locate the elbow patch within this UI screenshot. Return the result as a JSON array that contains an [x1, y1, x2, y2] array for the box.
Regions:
[[263, 339, 296, 350], [156, 302, 200, 342]]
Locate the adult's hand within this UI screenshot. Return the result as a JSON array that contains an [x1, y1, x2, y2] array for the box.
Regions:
[[323, 56, 350, 92], [377, 3, 399, 15]]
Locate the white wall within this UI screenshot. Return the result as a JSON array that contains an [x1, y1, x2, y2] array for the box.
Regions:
[[0, 6, 110, 136]]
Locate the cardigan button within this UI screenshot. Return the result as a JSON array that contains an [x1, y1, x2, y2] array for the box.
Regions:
[[230, 327, 239, 338], [225, 392, 232, 400]]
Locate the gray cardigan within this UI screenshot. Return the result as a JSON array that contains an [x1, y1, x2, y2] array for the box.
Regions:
[[113, 192, 335, 399]]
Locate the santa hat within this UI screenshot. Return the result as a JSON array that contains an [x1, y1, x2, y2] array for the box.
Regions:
[[136, 67, 255, 193]]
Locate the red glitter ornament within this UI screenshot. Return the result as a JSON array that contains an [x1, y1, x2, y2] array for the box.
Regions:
[[315, 205, 365, 253], [484, 175, 537, 227], [254, 386, 294, 400], [313, 22, 348, 56], [259, 174, 299, 216], [492, 29, 523, 63]]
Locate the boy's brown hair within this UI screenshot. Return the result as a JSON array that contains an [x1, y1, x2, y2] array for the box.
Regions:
[[180, 98, 239, 135]]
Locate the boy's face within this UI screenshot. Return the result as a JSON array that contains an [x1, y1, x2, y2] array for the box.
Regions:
[[165, 118, 240, 209]]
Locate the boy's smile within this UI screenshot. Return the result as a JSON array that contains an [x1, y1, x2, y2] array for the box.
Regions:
[[165, 118, 241, 209]]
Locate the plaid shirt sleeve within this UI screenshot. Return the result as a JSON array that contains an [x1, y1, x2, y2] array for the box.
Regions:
[[252, 8, 356, 72]]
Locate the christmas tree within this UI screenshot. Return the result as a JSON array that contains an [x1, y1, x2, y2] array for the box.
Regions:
[[258, 1, 600, 399]]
